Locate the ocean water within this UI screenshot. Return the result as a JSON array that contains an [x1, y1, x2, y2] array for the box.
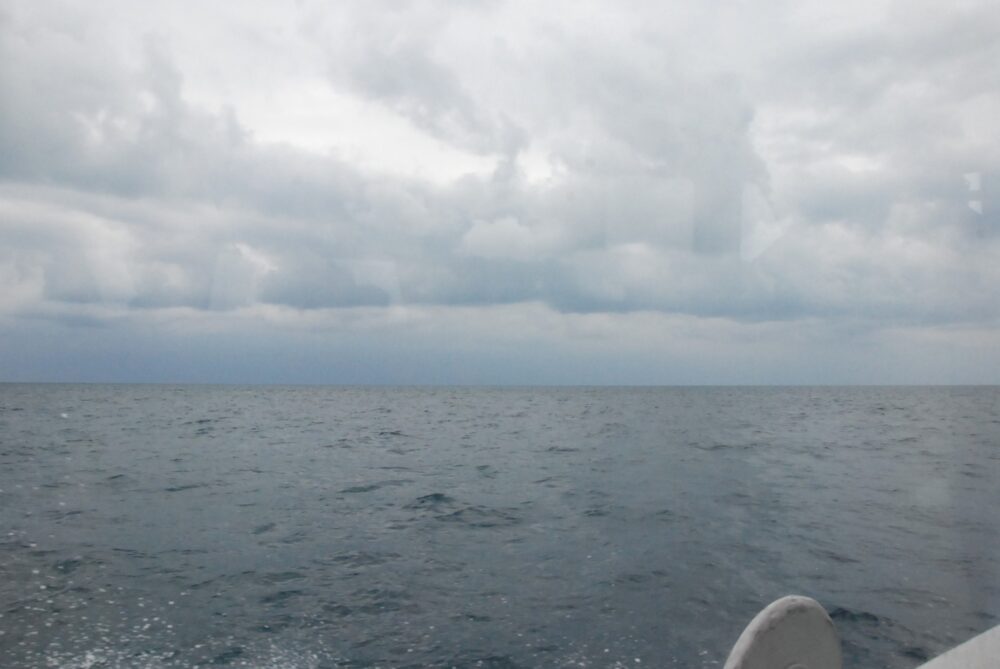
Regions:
[[0, 385, 997, 669]]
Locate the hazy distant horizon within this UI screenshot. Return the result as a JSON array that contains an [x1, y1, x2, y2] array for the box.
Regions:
[[2, 380, 998, 389]]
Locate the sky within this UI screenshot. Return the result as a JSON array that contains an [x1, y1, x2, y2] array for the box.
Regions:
[[0, 0, 998, 385]]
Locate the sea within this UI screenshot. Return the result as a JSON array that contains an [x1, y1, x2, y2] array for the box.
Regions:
[[1, 385, 997, 669]]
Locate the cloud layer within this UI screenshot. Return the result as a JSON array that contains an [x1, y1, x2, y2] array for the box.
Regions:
[[1, 0, 998, 383]]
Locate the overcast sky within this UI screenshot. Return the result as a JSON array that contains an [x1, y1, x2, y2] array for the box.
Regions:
[[1, 0, 997, 384]]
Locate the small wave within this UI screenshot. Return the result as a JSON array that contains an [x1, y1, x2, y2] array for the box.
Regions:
[[403, 493, 521, 528], [340, 479, 412, 494], [341, 483, 382, 493], [259, 589, 304, 605], [809, 548, 861, 564], [53, 557, 95, 574], [211, 645, 244, 665], [163, 483, 206, 492], [900, 646, 931, 661], [443, 653, 525, 668], [277, 530, 309, 545], [180, 417, 216, 426], [316, 550, 400, 568], [829, 606, 881, 624], [252, 522, 277, 535], [261, 571, 305, 584], [406, 492, 456, 508], [346, 586, 418, 615], [436, 505, 521, 528]]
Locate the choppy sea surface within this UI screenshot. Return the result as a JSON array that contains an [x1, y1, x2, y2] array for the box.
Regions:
[[1, 385, 998, 669]]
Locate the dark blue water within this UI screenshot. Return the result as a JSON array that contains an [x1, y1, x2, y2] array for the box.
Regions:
[[1, 385, 997, 668]]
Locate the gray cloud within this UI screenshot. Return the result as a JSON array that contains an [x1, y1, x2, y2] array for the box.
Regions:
[[0, 0, 997, 382]]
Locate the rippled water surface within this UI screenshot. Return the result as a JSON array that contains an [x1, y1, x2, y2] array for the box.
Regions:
[[1, 385, 998, 668]]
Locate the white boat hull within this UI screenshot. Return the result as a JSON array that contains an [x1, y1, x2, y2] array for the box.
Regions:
[[725, 596, 1000, 669]]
